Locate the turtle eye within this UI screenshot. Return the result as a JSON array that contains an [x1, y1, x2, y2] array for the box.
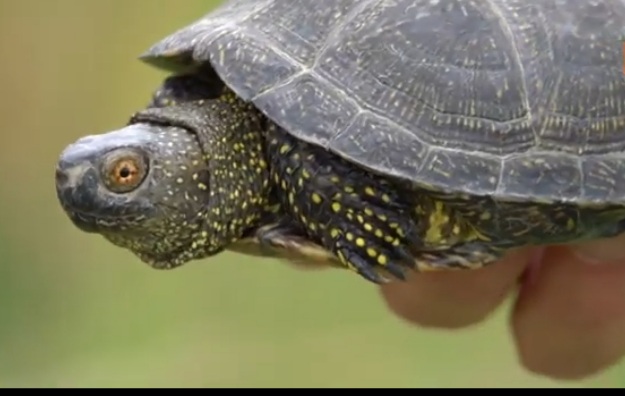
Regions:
[[102, 149, 148, 193]]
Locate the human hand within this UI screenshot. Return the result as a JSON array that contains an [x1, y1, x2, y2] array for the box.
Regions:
[[379, 235, 625, 380]]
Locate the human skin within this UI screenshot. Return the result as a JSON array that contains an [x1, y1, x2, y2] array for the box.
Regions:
[[378, 234, 625, 380]]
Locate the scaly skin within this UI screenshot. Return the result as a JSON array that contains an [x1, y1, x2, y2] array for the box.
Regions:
[[55, 73, 507, 284]]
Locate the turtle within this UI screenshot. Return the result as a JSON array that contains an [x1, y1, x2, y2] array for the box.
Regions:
[[54, 0, 625, 284]]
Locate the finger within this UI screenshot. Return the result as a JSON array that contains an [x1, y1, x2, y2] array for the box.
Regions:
[[379, 248, 529, 328], [512, 236, 625, 380]]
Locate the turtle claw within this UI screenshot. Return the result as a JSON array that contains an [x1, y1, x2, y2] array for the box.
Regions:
[[336, 244, 386, 284], [396, 245, 416, 269], [327, 217, 417, 284], [384, 261, 407, 281], [333, 235, 409, 283]]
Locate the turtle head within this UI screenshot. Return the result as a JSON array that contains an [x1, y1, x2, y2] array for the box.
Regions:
[[55, 73, 273, 269]]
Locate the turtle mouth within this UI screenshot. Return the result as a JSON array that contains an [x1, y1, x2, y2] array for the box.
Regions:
[[66, 210, 150, 234]]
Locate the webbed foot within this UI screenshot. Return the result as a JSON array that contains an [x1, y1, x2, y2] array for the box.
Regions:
[[318, 192, 421, 283]]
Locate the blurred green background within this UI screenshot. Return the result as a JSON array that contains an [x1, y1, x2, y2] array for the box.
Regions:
[[0, 0, 623, 388]]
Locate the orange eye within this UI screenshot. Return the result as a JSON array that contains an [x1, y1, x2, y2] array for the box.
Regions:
[[103, 152, 147, 193]]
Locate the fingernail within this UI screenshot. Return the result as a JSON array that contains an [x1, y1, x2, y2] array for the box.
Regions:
[[571, 234, 625, 264]]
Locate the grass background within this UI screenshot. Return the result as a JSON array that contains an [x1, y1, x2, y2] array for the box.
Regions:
[[0, 0, 622, 387]]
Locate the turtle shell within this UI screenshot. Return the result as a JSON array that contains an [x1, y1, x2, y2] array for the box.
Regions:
[[141, 0, 625, 206]]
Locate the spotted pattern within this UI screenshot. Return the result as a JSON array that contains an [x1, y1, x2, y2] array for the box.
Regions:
[[101, 125, 215, 265], [124, 77, 275, 268], [262, 124, 416, 281]]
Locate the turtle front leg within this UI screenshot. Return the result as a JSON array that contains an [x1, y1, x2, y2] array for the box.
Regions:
[[266, 128, 419, 283]]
